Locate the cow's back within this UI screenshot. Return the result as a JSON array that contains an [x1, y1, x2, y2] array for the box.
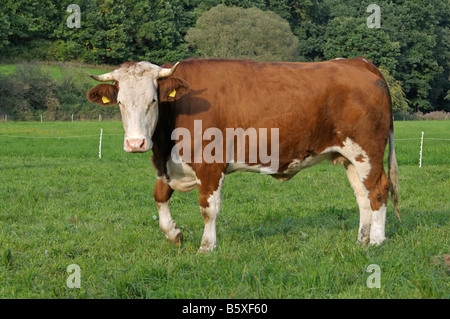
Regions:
[[174, 58, 388, 126]]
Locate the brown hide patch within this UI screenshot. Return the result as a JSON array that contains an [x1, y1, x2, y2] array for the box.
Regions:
[[87, 83, 119, 106], [153, 179, 174, 203], [355, 154, 365, 163]]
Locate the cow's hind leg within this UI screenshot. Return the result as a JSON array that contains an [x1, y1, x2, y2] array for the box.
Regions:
[[344, 162, 372, 245], [154, 179, 183, 247], [197, 171, 225, 253]]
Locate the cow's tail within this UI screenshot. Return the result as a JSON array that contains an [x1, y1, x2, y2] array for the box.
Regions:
[[369, 59, 401, 222], [388, 124, 401, 221]]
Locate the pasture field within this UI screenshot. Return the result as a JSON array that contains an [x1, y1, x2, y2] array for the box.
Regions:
[[0, 120, 448, 299], [0, 63, 115, 81]]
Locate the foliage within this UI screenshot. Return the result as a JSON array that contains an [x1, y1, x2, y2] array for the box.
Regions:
[[323, 17, 400, 73], [0, 64, 56, 120], [0, 0, 448, 112], [185, 5, 298, 61], [378, 66, 409, 113], [0, 63, 120, 121]]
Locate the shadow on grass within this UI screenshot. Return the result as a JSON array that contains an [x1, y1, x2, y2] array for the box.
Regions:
[[224, 205, 361, 240]]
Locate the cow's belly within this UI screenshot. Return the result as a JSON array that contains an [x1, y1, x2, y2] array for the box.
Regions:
[[165, 157, 200, 192], [225, 152, 333, 179]]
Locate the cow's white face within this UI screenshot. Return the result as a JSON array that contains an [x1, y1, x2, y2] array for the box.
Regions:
[[115, 64, 161, 153], [87, 62, 180, 153]]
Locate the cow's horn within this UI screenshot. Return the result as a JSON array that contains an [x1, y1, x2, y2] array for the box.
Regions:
[[157, 62, 179, 78], [89, 71, 116, 82]]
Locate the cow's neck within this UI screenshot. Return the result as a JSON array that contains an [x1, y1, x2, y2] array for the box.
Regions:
[[151, 101, 176, 178]]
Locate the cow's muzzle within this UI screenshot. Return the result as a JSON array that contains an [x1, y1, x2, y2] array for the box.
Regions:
[[125, 137, 151, 153]]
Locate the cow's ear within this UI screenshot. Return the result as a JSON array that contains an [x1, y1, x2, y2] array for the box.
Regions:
[[87, 83, 119, 106], [158, 77, 190, 102]]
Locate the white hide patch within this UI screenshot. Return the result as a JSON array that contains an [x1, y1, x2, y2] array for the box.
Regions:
[[199, 172, 225, 253], [226, 138, 370, 182], [327, 138, 371, 181], [156, 201, 179, 241], [207, 172, 225, 212], [282, 154, 331, 175], [226, 163, 277, 175], [345, 162, 372, 244], [164, 154, 201, 192]]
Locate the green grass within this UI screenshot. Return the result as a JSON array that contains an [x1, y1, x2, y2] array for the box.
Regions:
[[0, 120, 448, 298]]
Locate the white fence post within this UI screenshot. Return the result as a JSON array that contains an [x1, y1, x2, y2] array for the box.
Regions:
[[99, 128, 103, 159], [419, 131, 424, 168]]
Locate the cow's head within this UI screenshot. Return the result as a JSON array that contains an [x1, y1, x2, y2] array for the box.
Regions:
[[87, 61, 189, 152]]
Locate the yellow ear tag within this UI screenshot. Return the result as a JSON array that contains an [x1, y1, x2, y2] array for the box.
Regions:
[[168, 89, 176, 98], [102, 96, 111, 104]]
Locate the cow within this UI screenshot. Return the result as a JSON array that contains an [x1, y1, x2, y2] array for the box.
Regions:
[[87, 58, 400, 253]]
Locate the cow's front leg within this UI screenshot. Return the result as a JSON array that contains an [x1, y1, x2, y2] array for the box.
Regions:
[[198, 172, 225, 253], [154, 179, 183, 247]]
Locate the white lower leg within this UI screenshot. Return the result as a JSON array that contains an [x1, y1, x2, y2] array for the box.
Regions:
[[198, 173, 224, 253], [345, 163, 371, 244], [199, 206, 218, 252], [370, 204, 386, 245], [358, 205, 372, 244], [157, 201, 183, 245]]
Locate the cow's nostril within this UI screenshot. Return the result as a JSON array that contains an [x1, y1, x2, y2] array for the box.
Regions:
[[126, 138, 147, 152]]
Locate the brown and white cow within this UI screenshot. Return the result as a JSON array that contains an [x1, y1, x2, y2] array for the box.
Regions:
[[87, 58, 400, 252]]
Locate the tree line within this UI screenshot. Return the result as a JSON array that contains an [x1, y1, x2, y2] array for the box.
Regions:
[[0, 0, 448, 113]]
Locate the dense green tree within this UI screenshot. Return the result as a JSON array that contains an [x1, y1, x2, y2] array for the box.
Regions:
[[185, 4, 298, 61], [379, 66, 409, 113], [379, 0, 445, 112], [4, 0, 59, 44], [0, 11, 10, 51], [323, 17, 400, 73], [129, 0, 197, 64]]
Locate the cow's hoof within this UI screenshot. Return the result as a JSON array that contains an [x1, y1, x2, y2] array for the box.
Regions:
[[357, 237, 370, 246], [197, 245, 215, 254], [173, 231, 183, 247], [369, 236, 386, 246]]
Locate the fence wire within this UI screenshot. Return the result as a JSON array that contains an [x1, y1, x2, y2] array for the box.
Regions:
[[0, 133, 122, 139], [1, 135, 448, 140]]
